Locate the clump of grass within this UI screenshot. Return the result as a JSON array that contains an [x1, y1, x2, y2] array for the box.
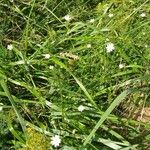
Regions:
[[0, 0, 150, 149]]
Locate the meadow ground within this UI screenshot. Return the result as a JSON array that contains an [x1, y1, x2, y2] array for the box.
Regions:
[[0, 0, 150, 149]]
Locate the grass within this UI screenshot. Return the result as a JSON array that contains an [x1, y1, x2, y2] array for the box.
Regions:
[[0, 0, 150, 149]]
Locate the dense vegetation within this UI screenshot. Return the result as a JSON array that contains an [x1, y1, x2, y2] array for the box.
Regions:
[[0, 0, 150, 149]]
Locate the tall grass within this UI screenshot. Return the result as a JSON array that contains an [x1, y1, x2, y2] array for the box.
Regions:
[[0, 0, 150, 149]]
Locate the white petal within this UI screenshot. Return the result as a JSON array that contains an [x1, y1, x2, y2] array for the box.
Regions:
[[78, 105, 85, 112], [140, 13, 146, 17], [119, 64, 124, 69], [43, 54, 51, 59], [108, 13, 114, 18], [64, 15, 71, 21], [89, 19, 95, 23], [106, 42, 115, 53], [51, 135, 61, 147], [7, 44, 13, 50], [87, 44, 92, 48], [49, 65, 54, 69]]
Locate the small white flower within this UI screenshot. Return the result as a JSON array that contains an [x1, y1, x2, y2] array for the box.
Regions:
[[89, 19, 95, 23], [108, 13, 114, 18], [106, 42, 115, 53], [43, 54, 50, 59], [7, 44, 13, 50], [51, 135, 61, 148], [145, 45, 148, 48], [78, 105, 85, 112], [87, 44, 92, 48], [49, 65, 54, 69], [140, 13, 146, 17], [64, 15, 71, 21], [119, 63, 125, 69]]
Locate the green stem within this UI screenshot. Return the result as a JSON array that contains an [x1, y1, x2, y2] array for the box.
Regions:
[[1, 79, 26, 134]]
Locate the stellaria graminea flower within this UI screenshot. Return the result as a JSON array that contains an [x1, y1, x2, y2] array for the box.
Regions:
[[87, 44, 92, 48], [43, 54, 51, 59], [140, 13, 146, 17], [108, 13, 114, 18], [7, 44, 13, 50], [49, 65, 54, 70], [89, 19, 95, 23], [64, 15, 71, 21], [119, 63, 125, 69], [51, 135, 61, 148], [78, 105, 85, 112], [106, 42, 115, 53]]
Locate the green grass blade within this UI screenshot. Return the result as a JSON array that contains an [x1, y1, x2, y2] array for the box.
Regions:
[[83, 89, 131, 146], [24, 0, 36, 49], [7, 120, 25, 144], [0, 79, 26, 133], [51, 57, 98, 109], [101, 125, 130, 145], [97, 138, 122, 150]]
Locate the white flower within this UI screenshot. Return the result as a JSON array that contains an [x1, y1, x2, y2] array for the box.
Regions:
[[64, 15, 71, 21], [89, 19, 95, 23], [145, 45, 148, 48], [106, 42, 115, 53], [87, 44, 92, 48], [78, 105, 85, 112], [108, 13, 114, 18], [140, 13, 146, 17], [7, 44, 13, 50], [51, 135, 61, 148], [43, 54, 50, 59], [49, 65, 54, 69], [119, 63, 125, 69]]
